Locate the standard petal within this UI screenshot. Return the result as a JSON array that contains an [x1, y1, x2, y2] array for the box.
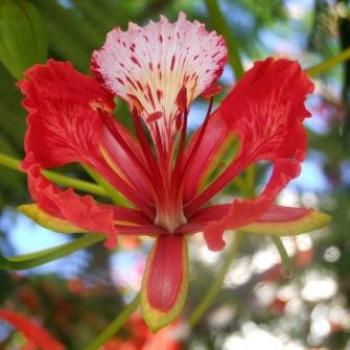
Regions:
[[0, 309, 64, 350], [141, 235, 188, 332], [240, 205, 331, 235], [92, 12, 227, 143]]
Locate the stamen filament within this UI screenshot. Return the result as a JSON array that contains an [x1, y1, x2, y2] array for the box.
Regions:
[[102, 113, 155, 187], [181, 98, 214, 179], [185, 153, 249, 216]]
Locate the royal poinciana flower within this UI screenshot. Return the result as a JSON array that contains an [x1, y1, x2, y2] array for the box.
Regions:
[[19, 13, 330, 330]]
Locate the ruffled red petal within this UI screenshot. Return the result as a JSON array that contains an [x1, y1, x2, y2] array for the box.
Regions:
[[20, 59, 156, 221], [193, 58, 314, 250], [0, 309, 64, 350], [219, 58, 313, 162], [20, 59, 114, 169], [186, 58, 314, 212], [203, 160, 301, 250], [25, 159, 117, 247]]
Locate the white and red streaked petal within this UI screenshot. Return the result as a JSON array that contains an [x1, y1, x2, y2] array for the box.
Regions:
[[92, 12, 227, 142]]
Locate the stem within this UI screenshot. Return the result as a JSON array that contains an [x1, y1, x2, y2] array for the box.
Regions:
[[83, 294, 140, 350], [271, 236, 294, 278], [307, 46, 350, 76], [0, 153, 21, 171], [0, 234, 104, 270], [204, 0, 244, 79], [43, 170, 107, 197], [0, 152, 107, 197], [188, 232, 243, 327]]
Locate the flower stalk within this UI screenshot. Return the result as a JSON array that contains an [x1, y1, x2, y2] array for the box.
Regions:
[[0, 152, 107, 197], [0, 234, 104, 270], [83, 294, 140, 350]]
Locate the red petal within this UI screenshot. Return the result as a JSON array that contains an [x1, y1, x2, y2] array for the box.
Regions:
[[219, 58, 313, 162], [186, 58, 313, 216], [25, 160, 117, 248], [141, 235, 188, 331], [20, 59, 153, 213], [20, 59, 114, 168], [0, 309, 64, 350], [203, 159, 300, 251]]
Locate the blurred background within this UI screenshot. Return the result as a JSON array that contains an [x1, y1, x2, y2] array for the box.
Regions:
[[0, 0, 349, 349]]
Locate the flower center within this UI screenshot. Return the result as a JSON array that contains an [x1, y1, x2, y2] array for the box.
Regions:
[[155, 204, 187, 233]]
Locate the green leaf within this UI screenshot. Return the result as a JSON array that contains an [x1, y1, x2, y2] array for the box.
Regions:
[[0, 0, 48, 79]]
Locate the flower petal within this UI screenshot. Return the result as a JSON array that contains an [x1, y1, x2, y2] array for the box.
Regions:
[[24, 162, 118, 247], [186, 58, 319, 250], [141, 235, 188, 332], [92, 13, 227, 142], [240, 205, 331, 235], [186, 58, 314, 215], [0, 309, 64, 350], [219, 57, 314, 162], [203, 159, 302, 251], [20, 59, 114, 169]]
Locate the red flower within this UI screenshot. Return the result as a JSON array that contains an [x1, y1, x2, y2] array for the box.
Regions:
[[19, 13, 330, 330], [0, 309, 64, 350]]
